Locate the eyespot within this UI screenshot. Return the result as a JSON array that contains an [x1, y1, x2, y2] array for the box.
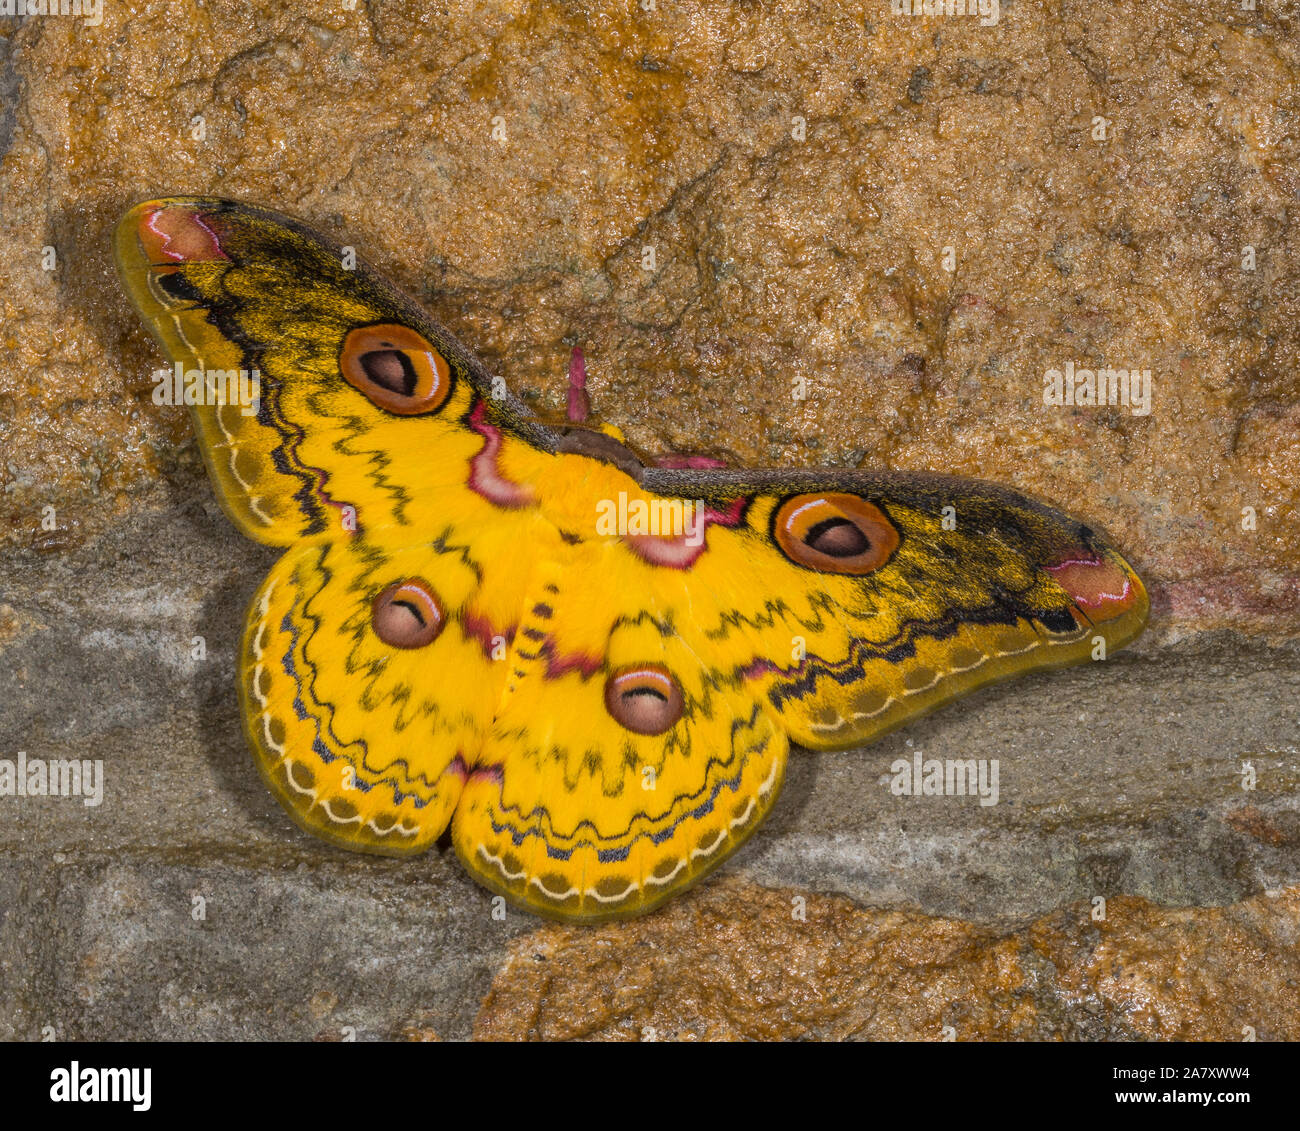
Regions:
[[371, 579, 444, 649], [341, 323, 451, 415], [604, 664, 684, 736], [774, 493, 899, 575]]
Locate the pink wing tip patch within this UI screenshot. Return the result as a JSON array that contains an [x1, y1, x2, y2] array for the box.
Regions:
[[137, 203, 230, 265], [1046, 552, 1141, 621]]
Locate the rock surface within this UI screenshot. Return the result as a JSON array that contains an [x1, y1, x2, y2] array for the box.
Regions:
[[1, 505, 1296, 1040], [1, 1, 1298, 1039], [477, 880, 1300, 1041]]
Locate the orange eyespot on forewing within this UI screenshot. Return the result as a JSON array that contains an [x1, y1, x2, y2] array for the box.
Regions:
[[774, 493, 900, 575], [604, 664, 685, 736], [341, 323, 451, 415], [371, 579, 444, 648]]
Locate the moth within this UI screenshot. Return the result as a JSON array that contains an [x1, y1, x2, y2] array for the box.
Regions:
[[115, 198, 1148, 922]]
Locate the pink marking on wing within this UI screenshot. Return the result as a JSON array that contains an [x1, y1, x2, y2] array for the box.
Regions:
[[140, 205, 229, 263], [625, 533, 707, 569], [544, 645, 603, 680], [439, 754, 471, 784], [468, 400, 536, 508], [567, 347, 590, 424], [740, 656, 787, 681], [624, 496, 748, 570], [1045, 553, 1137, 620], [461, 608, 515, 658], [706, 498, 747, 527], [468, 763, 505, 785]]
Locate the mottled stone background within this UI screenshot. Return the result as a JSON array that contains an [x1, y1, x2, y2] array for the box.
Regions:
[[0, 1, 1297, 1040]]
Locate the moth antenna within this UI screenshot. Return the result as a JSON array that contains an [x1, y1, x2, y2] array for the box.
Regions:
[[566, 345, 591, 424]]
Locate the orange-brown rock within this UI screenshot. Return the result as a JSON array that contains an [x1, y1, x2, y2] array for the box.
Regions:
[[1, 0, 1297, 641], [475, 879, 1300, 1041]]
